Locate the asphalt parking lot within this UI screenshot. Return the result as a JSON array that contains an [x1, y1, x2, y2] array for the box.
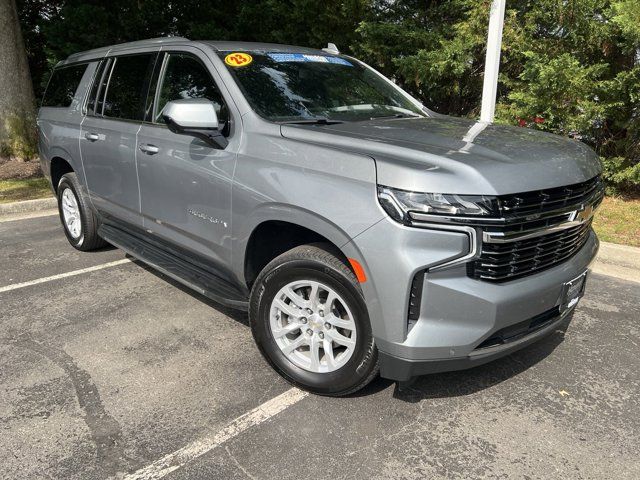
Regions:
[[1, 212, 639, 480]]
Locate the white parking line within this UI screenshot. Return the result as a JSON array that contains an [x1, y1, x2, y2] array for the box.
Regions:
[[0, 258, 132, 293], [123, 388, 308, 480]]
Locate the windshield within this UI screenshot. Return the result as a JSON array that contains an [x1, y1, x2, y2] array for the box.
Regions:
[[219, 52, 427, 122]]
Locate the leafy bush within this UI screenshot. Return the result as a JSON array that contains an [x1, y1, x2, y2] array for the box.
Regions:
[[601, 157, 640, 194], [355, 0, 640, 193]]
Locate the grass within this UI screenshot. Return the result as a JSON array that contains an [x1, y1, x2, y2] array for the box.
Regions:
[[593, 196, 640, 247], [0, 177, 52, 204]]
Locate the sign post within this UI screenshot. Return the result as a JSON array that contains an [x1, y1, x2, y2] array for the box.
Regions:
[[480, 0, 506, 123]]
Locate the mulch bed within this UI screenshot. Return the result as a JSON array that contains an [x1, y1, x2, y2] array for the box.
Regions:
[[0, 156, 43, 180]]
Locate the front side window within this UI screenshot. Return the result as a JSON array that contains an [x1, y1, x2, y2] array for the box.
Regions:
[[42, 63, 88, 108], [155, 53, 229, 126], [103, 53, 156, 121], [219, 52, 426, 122]]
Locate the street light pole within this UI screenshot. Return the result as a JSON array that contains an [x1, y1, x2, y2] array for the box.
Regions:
[[480, 0, 506, 123]]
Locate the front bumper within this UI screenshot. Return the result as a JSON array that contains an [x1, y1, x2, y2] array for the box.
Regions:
[[379, 306, 575, 381], [346, 217, 599, 382]]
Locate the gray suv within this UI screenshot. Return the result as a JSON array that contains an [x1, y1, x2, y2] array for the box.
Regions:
[[38, 37, 603, 396]]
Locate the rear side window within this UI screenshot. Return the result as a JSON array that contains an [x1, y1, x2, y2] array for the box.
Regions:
[[86, 59, 111, 114], [42, 64, 88, 107], [94, 59, 113, 115], [102, 53, 156, 121]]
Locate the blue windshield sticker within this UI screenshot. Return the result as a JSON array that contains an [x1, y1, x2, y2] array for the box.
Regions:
[[267, 53, 353, 66]]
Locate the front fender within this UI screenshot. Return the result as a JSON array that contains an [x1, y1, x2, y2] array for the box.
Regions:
[[232, 203, 367, 285]]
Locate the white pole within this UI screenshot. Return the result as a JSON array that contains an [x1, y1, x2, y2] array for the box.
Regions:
[[480, 0, 506, 123]]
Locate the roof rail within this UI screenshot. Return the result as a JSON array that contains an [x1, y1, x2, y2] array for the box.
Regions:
[[66, 36, 190, 61], [126, 36, 190, 45]]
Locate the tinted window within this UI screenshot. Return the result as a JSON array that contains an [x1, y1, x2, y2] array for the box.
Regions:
[[155, 53, 228, 125], [143, 55, 165, 122], [95, 59, 113, 115], [86, 59, 109, 114], [220, 52, 425, 122], [103, 54, 156, 121], [42, 64, 88, 107]]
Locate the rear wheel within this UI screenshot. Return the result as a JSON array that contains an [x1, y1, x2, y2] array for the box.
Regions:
[[57, 172, 107, 251], [249, 244, 378, 396]]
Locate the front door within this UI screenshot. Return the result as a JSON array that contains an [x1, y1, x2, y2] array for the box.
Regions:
[[81, 53, 157, 226], [136, 50, 238, 270]]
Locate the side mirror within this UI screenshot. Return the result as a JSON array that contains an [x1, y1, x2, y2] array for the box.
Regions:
[[161, 99, 228, 149]]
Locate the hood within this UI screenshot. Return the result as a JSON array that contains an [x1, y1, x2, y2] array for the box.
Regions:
[[280, 115, 601, 195]]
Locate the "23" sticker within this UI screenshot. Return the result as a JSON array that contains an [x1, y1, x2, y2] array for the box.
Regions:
[[225, 52, 253, 67]]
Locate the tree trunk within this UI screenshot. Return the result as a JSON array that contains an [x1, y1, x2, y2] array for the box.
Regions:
[[0, 0, 36, 144]]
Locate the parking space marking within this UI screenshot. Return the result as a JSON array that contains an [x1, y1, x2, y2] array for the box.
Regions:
[[0, 258, 131, 293], [123, 388, 308, 480]]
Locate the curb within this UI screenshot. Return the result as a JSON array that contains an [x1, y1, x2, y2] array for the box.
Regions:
[[0, 197, 57, 216], [592, 242, 640, 284]]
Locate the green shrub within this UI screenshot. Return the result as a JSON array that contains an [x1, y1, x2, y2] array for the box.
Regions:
[[355, 0, 640, 194], [601, 157, 640, 194]]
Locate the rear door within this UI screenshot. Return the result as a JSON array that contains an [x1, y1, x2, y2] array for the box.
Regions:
[[81, 52, 157, 226], [136, 48, 239, 269], [38, 62, 92, 185]]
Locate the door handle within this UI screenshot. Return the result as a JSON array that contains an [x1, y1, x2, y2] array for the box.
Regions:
[[139, 144, 159, 155], [85, 132, 99, 141]]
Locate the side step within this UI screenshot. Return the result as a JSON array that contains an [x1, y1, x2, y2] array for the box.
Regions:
[[99, 224, 249, 310]]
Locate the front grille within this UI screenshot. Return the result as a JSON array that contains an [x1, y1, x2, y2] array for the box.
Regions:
[[470, 220, 593, 281], [497, 176, 604, 217], [468, 176, 603, 282]]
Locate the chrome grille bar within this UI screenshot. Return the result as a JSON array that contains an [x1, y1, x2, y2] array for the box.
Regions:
[[467, 175, 602, 282]]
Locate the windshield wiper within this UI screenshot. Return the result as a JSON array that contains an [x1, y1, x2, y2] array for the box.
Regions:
[[369, 113, 421, 120], [278, 118, 344, 125]]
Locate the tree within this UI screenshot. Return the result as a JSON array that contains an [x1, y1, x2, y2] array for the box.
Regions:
[[0, 0, 36, 158], [10, 0, 640, 192], [355, 0, 640, 193]]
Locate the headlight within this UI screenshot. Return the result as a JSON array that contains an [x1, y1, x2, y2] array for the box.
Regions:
[[378, 185, 498, 224]]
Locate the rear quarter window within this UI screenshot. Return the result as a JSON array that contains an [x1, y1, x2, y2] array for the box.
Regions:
[[42, 64, 88, 108]]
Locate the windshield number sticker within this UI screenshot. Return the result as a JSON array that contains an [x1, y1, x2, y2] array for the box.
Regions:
[[225, 53, 253, 67]]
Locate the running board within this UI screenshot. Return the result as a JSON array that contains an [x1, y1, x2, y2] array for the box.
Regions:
[[99, 224, 249, 310]]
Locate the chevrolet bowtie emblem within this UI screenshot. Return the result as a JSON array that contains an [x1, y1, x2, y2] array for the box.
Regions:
[[574, 204, 594, 223]]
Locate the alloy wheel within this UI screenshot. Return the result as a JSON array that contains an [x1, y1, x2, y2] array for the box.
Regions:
[[269, 280, 357, 373]]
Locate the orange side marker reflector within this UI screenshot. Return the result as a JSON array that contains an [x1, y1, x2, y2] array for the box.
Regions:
[[348, 258, 367, 283]]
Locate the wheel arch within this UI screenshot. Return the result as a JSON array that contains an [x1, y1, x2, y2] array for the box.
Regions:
[[50, 156, 75, 193], [238, 206, 355, 289], [48, 145, 82, 193]]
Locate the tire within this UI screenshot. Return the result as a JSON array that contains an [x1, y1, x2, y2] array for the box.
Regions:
[[57, 172, 107, 251], [249, 244, 379, 396]]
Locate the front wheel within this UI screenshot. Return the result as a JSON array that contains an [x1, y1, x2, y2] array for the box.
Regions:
[[249, 244, 378, 396]]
